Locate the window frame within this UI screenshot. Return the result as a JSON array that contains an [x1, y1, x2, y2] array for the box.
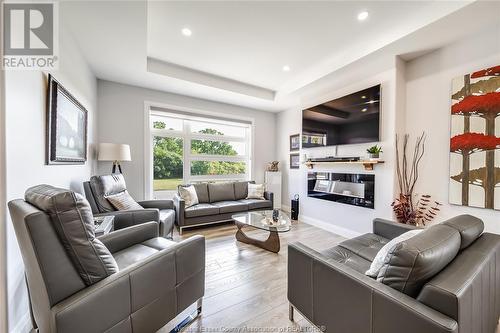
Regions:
[[144, 103, 254, 199]]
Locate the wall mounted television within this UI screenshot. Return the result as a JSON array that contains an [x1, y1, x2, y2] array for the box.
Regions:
[[302, 84, 381, 148]]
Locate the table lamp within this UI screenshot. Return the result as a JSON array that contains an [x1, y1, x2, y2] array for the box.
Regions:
[[98, 143, 131, 174]]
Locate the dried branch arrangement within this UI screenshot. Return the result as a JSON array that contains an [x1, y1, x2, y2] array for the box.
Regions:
[[392, 133, 441, 226]]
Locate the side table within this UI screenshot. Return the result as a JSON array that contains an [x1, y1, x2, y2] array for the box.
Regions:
[[94, 215, 114, 237]]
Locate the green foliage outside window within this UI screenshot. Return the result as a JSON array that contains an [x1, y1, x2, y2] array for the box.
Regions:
[[153, 122, 246, 190]]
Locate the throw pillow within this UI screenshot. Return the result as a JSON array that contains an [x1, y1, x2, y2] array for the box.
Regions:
[[178, 185, 199, 208], [106, 190, 144, 211], [365, 229, 422, 277], [246, 183, 265, 200]]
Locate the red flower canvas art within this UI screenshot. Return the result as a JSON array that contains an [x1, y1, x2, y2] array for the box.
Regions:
[[449, 65, 500, 210]]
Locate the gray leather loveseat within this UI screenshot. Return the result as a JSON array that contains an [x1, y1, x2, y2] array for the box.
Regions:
[[288, 215, 500, 333], [8, 185, 205, 333], [174, 181, 273, 234]]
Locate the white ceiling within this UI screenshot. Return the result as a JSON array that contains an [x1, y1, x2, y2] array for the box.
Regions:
[[62, 1, 499, 112], [147, 1, 466, 91]]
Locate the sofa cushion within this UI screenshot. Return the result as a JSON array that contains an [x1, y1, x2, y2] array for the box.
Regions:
[[141, 237, 177, 251], [25, 185, 119, 285], [239, 199, 272, 210], [208, 182, 235, 202], [212, 201, 249, 214], [106, 190, 143, 211], [193, 183, 210, 203], [178, 185, 199, 208], [113, 238, 176, 269], [442, 214, 484, 250], [320, 246, 371, 274], [365, 230, 422, 277], [90, 174, 127, 212], [113, 244, 158, 270], [246, 183, 265, 199], [377, 224, 461, 297], [185, 203, 220, 218], [234, 181, 252, 200], [339, 233, 389, 262]]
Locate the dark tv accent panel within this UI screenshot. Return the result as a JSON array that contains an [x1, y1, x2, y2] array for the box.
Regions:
[[302, 84, 381, 147], [307, 172, 375, 209]]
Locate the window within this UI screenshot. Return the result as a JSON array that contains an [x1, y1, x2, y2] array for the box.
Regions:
[[149, 110, 252, 198]]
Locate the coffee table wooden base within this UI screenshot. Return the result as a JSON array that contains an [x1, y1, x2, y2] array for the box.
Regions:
[[235, 221, 281, 253]]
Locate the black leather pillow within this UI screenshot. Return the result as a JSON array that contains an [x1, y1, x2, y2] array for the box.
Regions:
[[25, 185, 119, 285], [377, 224, 461, 297]]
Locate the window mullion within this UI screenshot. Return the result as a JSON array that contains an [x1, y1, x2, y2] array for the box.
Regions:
[[183, 120, 191, 185]]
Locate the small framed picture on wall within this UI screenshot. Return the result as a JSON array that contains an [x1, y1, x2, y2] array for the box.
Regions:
[[290, 153, 300, 169], [290, 134, 300, 151]]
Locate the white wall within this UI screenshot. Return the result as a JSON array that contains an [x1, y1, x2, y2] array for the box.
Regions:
[[277, 62, 400, 237], [278, 25, 500, 237], [96, 80, 276, 200], [405, 27, 500, 233], [4, 27, 97, 332]]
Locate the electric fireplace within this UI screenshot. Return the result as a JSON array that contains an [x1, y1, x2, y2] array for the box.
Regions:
[[307, 172, 375, 209]]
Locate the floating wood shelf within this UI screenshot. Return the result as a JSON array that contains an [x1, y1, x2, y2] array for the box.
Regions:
[[304, 160, 385, 171]]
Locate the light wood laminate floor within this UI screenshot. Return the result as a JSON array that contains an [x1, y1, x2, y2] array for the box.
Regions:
[[158, 218, 345, 332]]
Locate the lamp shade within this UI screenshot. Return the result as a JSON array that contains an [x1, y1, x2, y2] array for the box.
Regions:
[[98, 143, 131, 161]]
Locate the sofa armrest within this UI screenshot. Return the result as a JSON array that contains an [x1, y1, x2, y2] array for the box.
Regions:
[[373, 218, 419, 240], [51, 235, 205, 333], [137, 199, 174, 210], [288, 242, 457, 333], [173, 194, 185, 227], [98, 222, 159, 253], [264, 191, 274, 208], [95, 208, 160, 230]]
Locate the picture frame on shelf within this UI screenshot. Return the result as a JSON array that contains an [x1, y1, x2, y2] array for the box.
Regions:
[[290, 153, 300, 169], [46, 74, 88, 165], [290, 134, 300, 151]]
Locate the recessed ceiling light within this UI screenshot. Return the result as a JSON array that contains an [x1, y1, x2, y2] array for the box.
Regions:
[[361, 108, 368, 112], [367, 100, 376, 104], [181, 28, 192, 36], [361, 95, 367, 99], [282, 65, 291, 72], [357, 11, 369, 21]]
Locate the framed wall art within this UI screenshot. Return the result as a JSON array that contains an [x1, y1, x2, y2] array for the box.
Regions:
[[46, 74, 88, 164], [290, 153, 300, 169], [449, 65, 499, 210], [290, 134, 300, 151]]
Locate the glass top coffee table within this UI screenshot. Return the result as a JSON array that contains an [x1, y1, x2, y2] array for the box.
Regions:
[[232, 210, 291, 253]]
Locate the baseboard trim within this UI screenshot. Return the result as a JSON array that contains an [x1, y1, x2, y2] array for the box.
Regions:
[[299, 214, 362, 239], [11, 311, 31, 333]]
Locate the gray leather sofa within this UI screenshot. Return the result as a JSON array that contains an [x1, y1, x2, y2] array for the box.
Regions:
[[288, 215, 500, 333], [174, 181, 273, 234], [8, 184, 205, 333], [84, 174, 175, 238]]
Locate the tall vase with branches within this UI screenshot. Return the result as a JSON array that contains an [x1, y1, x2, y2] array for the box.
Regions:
[[392, 133, 441, 226]]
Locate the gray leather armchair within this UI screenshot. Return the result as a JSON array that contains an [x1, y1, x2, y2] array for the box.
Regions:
[[83, 174, 175, 238], [288, 216, 500, 333], [8, 184, 205, 333]]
